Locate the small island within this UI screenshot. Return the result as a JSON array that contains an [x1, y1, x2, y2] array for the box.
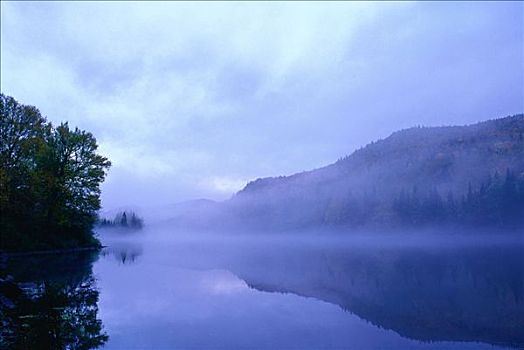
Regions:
[[97, 211, 144, 230]]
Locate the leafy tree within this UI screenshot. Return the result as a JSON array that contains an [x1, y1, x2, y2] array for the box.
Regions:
[[41, 123, 111, 238], [0, 94, 49, 248], [0, 94, 110, 251]]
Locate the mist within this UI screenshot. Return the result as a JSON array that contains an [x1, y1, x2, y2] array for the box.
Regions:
[[2, 2, 523, 349]]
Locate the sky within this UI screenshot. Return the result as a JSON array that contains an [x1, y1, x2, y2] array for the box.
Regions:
[[1, 1, 523, 210]]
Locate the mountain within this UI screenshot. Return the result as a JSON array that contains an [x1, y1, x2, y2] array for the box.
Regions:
[[172, 115, 524, 230]]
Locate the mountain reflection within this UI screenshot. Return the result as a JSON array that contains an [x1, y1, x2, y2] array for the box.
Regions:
[[1, 251, 107, 349], [222, 240, 524, 348], [3, 234, 522, 349]]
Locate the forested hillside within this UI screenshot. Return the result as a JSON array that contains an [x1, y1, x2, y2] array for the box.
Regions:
[[0, 94, 111, 251], [223, 115, 524, 230]]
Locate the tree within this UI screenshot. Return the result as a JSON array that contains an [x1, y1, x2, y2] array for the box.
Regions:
[[0, 94, 49, 248], [120, 212, 128, 227], [41, 123, 111, 238], [130, 212, 143, 229], [0, 94, 111, 251]]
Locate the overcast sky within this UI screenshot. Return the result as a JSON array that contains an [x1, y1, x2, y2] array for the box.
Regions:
[[1, 1, 523, 209]]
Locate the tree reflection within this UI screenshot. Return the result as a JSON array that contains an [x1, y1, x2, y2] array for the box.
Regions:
[[1, 252, 107, 349], [101, 242, 143, 265]]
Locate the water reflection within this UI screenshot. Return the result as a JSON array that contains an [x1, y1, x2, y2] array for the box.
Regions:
[[1, 251, 107, 349], [2, 233, 523, 349], [229, 243, 524, 348], [101, 241, 143, 265], [144, 234, 523, 348]]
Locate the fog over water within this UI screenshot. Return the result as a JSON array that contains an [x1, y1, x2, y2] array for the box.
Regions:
[[4, 213, 523, 348], [1, 2, 523, 349], [96, 228, 524, 348]]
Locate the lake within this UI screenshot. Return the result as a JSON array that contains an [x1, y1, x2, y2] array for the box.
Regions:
[[3, 229, 523, 349]]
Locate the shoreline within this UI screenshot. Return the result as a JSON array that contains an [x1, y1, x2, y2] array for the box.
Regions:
[[0, 245, 106, 258]]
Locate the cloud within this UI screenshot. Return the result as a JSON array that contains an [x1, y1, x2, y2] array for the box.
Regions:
[[1, 1, 522, 209]]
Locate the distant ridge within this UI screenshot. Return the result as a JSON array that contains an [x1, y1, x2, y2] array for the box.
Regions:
[[238, 114, 524, 198], [173, 114, 524, 230]]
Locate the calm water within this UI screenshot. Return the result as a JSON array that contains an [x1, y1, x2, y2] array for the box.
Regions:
[[3, 229, 524, 349]]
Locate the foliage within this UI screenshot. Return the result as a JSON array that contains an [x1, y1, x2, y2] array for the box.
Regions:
[[0, 94, 111, 251], [392, 170, 524, 228]]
